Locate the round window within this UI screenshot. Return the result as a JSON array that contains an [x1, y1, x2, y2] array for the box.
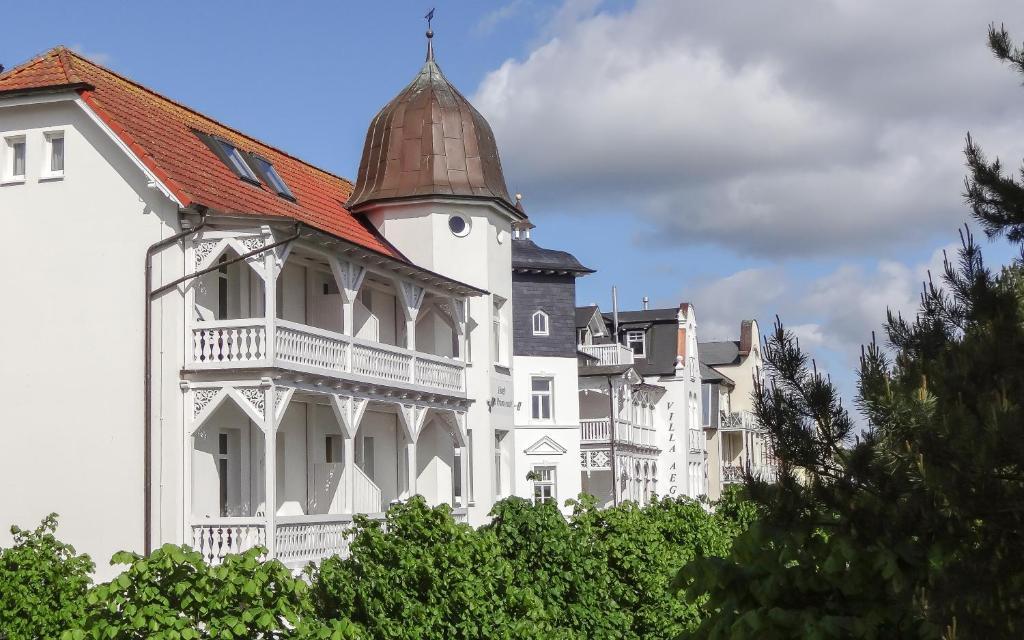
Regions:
[[448, 215, 470, 237]]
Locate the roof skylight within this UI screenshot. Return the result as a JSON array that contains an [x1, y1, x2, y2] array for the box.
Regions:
[[217, 140, 259, 183], [250, 155, 295, 200]]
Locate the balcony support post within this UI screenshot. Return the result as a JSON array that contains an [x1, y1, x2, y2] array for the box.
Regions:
[[262, 232, 279, 364], [343, 437, 356, 514], [394, 280, 425, 352], [329, 258, 366, 338], [263, 382, 277, 558]]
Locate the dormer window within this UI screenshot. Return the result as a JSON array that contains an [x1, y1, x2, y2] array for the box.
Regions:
[[217, 140, 259, 182], [532, 310, 549, 336], [249, 155, 295, 200], [194, 131, 260, 184], [625, 329, 646, 357]]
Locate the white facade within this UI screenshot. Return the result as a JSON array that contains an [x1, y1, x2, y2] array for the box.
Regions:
[[0, 96, 183, 575], [703, 320, 776, 500], [0, 90, 506, 575], [511, 355, 583, 514], [645, 304, 706, 500]]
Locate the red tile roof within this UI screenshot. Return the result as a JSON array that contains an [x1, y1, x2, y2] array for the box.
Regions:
[[0, 47, 404, 260]]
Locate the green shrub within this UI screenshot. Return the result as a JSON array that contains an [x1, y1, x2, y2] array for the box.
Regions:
[[308, 496, 545, 639], [63, 544, 358, 640], [0, 514, 93, 640]]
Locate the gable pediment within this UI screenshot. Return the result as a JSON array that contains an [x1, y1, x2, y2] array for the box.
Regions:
[[523, 435, 568, 455]]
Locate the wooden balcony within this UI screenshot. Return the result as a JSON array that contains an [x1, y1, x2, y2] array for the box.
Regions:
[[580, 418, 658, 449], [578, 343, 635, 366], [188, 318, 466, 396], [191, 507, 470, 567]]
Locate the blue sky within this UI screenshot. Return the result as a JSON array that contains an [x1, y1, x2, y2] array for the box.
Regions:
[[6, 0, 1024, 408]]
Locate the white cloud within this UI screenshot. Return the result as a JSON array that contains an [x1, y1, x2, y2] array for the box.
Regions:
[[474, 0, 1024, 257], [691, 245, 955, 366], [475, 1, 527, 36]]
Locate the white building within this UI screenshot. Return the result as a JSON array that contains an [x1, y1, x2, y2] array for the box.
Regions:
[[700, 320, 776, 499], [0, 37, 523, 574], [575, 304, 707, 503], [509, 220, 591, 513]]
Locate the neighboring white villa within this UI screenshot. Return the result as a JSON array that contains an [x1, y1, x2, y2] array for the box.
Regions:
[[574, 302, 707, 505], [700, 320, 777, 500], [0, 39, 769, 576]]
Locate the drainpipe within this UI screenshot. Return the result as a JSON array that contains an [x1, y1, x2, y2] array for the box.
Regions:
[[144, 216, 208, 555], [608, 377, 618, 506], [144, 220, 299, 555]]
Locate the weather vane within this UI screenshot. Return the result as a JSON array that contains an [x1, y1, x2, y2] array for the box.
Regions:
[[425, 7, 435, 34]]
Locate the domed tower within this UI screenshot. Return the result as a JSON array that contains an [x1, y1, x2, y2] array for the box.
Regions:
[[348, 26, 524, 517], [347, 27, 523, 275]]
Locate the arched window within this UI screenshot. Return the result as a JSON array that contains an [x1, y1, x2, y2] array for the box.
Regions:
[[532, 310, 549, 336]]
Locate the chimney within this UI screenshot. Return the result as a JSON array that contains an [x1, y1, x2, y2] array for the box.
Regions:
[[611, 286, 619, 338], [642, 296, 649, 310]]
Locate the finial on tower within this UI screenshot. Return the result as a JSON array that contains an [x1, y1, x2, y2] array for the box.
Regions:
[[425, 8, 436, 61]]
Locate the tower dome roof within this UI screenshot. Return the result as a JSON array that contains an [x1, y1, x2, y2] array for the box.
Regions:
[[347, 35, 515, 213]]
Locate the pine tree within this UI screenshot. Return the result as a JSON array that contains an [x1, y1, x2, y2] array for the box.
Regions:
[[679, 24, 1024, 640]]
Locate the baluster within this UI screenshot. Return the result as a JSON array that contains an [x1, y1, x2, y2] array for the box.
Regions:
[[201, 330, 212, 361]]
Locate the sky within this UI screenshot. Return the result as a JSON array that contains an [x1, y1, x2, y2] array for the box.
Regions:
[[6, 0, 1024, 407]]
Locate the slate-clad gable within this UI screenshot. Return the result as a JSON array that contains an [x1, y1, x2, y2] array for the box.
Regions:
[[511, 235, 591, 358], [512, 272, 578, 357]]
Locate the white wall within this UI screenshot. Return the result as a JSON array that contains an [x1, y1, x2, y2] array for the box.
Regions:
[[0, 98, 185, 577], [511, 355, 583, 513], [364, 199, 516, 523]]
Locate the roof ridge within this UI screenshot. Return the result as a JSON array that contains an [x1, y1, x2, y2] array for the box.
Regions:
[[55, 47, 82, 84], [0, 45, 67, 83], [57, 48, 355, 190]]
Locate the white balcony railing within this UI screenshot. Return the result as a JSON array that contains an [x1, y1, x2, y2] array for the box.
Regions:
[[275, 515, 356, 568], [191, 518, 267, 565], [192, 507, 468, 568], [721, 410, 758, 431], [581, 418, 657, 449], [581, 419, 611, 442], [190, 318, 466, 395], [721, 463, 779, 484], [578, 343, 635, 366]]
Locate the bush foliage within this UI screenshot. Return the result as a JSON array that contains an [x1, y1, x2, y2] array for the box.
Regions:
[[0, 494, 751, 639]]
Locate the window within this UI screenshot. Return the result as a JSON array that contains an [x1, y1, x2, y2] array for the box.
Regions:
[[494, 432, 503, 497], [701, 384, 712, 426], [453, 452, 462, 501], [219, 140, 259, 181], [532, 310, 549, 336], [625, 329, 646, 357], [355, 435, 375, 481], [217, 433, 229, 517], [217, 255, 229, 319], [325, 435, 342, 463], [492, 296, 506, 365], [4, 135, 26, 182], [532, 466, 556, 505], [195, 130, 261, 183], [250, 154, 295, 200], [531, 377, 553, 420], [449, 214, 470, 237], [43, 131, 64, 178]]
